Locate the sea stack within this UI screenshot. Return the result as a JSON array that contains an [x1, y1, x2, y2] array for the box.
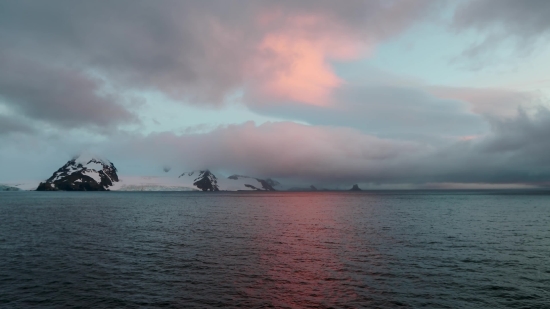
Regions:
[[350, 184, 362, 191]]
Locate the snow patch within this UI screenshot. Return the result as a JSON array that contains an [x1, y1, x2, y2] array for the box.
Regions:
[[2, 181, 41, 191], [110, 175, 196, 191], [85, 162, 104, 171], [73, 152, 110, 166], [82, 170, 101, 184]]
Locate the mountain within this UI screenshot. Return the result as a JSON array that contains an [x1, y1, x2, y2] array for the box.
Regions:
[[108, 171, 280, 192], [350, 184, 362, 191], [174, 170, 280, 191], [36, 154, 119, 191], [31, 156, 282, 192], [227, 175, 278, 191], [179, 170, 219, 191]]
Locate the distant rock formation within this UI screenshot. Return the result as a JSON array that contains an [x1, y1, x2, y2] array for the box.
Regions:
[[350, 184, 362, 191], [227, 175, 278, 191], [179, 170, 219, 191], [36, 154, 119, 191], [287, 186, 318, 191]]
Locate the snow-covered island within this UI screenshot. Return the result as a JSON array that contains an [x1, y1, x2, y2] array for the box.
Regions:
[[36, 154, 119, 191], [32, 154, 285, 192]]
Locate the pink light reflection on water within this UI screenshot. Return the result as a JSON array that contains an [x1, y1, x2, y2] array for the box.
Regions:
[[236, 192, 386, 307]]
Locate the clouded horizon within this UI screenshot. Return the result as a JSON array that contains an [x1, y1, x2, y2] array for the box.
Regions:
[[1, 0, 550, 188]]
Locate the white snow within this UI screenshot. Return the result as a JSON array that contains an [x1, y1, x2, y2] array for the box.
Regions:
[[0, 184, 20, 191], [217, 176, 257, 191], [85, 162, 104, 171], [49, 155, 113, 187], [177, 171, 220, 189], [73, 152, 110, 166], [66, 165, 80, 175], [82, 170, 102, 184], [52, 172, 64, 182], [176, 172, 277, 191], [2, 180, 41, 191], [110, 175, 196, 191], [1, 170, 280, 192], [114, 185, 197, 191]]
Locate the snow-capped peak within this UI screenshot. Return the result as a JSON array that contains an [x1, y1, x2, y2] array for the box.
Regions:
[[73, 152, 110, 166], [37, 154, 119, 191], [179, 170, 219, 191]]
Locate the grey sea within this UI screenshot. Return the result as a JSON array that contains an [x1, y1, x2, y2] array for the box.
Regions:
[[0, 191, 549, 308]]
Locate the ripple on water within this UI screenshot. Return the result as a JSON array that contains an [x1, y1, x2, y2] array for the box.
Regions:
[[0, 191, 549, 308]]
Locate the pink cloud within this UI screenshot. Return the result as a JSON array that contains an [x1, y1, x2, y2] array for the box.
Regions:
[[100, 109, 550, 186], [110, 121, 422, 182], [248, 14, 363, 106]]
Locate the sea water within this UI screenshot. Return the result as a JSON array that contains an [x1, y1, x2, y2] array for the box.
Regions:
[[1, 191, 549, 308]]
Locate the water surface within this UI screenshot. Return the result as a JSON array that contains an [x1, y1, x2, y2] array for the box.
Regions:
[[1, 191, 549, 308]]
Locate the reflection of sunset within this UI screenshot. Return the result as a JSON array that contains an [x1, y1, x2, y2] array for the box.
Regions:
[[238, 192, 387, 307]]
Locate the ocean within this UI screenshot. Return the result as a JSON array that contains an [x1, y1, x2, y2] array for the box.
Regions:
[[0, 191, 549, 308]]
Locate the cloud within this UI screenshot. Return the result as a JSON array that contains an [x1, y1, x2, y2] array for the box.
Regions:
[[247, 14, 357, 106], [454, 0, 550, 39], [244, 63, 539, 141], [3, 106, 550, 186], [249, 84, 489, 141], [452, 0, 550, 62], [95, 108, 550, 186], [0, 114, 34, 135], [3, 0, 549, 187], [104, 121, 424, 183], [0, 52, 136, 129], [429, 86, 536, 118], [0, 0, 439, 120], [245, 0, 439, 106]]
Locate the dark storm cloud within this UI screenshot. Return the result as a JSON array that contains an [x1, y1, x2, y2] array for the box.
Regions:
[[481, 108, 550, 161], [393, 107, 550, 185], [0, 53, 135, 128]]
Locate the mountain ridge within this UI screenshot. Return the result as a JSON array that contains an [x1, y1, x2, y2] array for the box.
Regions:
[[36, 155, 119, 191]]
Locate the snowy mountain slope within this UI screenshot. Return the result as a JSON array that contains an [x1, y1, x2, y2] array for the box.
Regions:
[[0, 184, 20, 191], [1, 181, 41, 191], [177, 170, 282, 191], [36, 154, 119, 191], [178, 170, 219, 191], [110, 176, 197, 191], [112, 170, 281, 192], [21, 156, 283, 192], [223, 175, 279, 191]]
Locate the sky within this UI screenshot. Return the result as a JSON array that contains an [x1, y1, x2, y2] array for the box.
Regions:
[[1, 0, 550, 188]]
